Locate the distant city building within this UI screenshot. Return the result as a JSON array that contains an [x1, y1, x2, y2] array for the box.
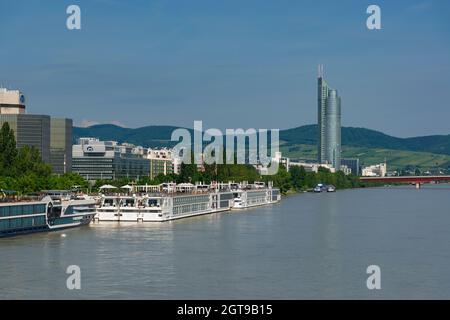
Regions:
[[173, 156, 182, 175], [317, 65, 341, 170], [341, 158, 360, 176], [0, 88, 72, 173], [340, 165, 352, 175], [272, 151, 290, 171], [72, 138, 150, 181], [147, 148, 174, 180], [386, 170, 399, 177], [0, 88, 25, 114], [362, 163, 387, 177], [50, 118, 72, 174], [255, 151, 290, 174], [289, 161, 336, 173], [0, 113, 51, 163]]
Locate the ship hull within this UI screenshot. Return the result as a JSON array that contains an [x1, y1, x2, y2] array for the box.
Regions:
[[1, 197, 96, 238], [0, 216, 94, 238], [95, 188, 281, 222]]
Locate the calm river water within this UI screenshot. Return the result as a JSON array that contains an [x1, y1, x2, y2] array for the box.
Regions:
[[1, 185, 450, 299]]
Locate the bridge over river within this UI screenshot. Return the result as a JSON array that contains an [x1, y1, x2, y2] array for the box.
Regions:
[[360, 176, 450, 188]]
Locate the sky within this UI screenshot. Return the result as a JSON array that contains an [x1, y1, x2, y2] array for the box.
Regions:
[[0, 0, 449, 137]]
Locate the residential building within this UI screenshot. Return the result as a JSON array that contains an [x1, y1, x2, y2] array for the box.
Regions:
[[147, 148, 174, 180], [340, 165, 352, 175], [362, 163, 387, 177]]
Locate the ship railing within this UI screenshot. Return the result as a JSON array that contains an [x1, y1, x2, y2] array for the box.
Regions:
[[0, 195, 42, 203]]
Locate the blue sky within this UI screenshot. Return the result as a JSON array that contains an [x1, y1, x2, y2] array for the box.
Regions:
[[1, 0, 449, 137]]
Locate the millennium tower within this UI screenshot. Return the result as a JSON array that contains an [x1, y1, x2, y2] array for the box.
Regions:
[[317, 65, 341, 170]]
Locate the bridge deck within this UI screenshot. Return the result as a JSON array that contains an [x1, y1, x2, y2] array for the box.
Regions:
[[360, 176, 450, 183]]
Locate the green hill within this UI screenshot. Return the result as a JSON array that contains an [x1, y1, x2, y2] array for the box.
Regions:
[[73, 124, 192, 148], [281, 143, 450, 170], [73, 124, 450, 169], [280, 125, 450, 154]]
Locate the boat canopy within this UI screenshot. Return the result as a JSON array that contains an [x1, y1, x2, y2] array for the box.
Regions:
[[99, 184, 117, 190]]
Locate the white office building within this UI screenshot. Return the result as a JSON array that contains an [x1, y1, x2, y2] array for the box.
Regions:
[[362, 163, 387, 177], [72, 138, 150, 181]]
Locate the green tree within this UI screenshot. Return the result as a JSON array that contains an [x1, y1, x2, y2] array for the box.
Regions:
[[179, 162, 198, 183], [201, 163, 217, 183], [290, 165, 307, 190], [263, 165, 292, 193], [0, 122, 18, 176], [15, 146, 51, 177]]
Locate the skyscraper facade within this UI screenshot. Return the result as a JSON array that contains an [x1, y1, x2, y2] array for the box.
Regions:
[[317, 66, 328, 164], [0, 113, 51, 163], [317, 66, 341, 169], [341, 158, 360, 176], [50, 118, 73, 174], [0, 88, 72, 174]]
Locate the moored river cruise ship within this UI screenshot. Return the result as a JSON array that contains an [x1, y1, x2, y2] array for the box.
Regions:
[[95, 182, 281, 222], [0, 192, 97, 238]]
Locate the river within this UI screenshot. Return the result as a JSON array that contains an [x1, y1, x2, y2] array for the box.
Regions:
[[1, 185, 450, 299]]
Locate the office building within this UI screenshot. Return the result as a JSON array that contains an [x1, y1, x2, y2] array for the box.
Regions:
[[317, 65, 341, 170], [50, 118, 73, 174], [0, 88, 72, 173], [72, 138, 150, 181], [0, 88, 26, 114], [0, 113, 51, 163], [341, 158, 360, 176]]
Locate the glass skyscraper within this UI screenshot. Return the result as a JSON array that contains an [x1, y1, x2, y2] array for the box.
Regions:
[[0, 114, 51, 163], [50, 118, 73, 174], [317, 66, 341, 169]]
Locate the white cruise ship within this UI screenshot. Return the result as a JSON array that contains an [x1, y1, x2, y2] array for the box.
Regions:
[[231, 182, 281, 210], [95, 182, 281, 222]]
